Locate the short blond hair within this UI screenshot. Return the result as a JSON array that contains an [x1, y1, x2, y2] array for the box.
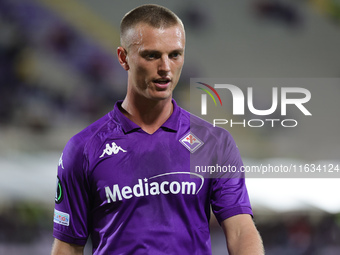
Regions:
[[120, 4, 184, 47]]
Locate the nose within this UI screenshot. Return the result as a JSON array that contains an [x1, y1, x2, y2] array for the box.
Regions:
[[158, 55, 170, 74]]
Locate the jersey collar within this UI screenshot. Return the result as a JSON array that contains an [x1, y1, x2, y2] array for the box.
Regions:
[[112, 99, 180, 134]]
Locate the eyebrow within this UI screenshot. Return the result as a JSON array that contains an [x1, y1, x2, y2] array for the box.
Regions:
[[140, 49, 184, 55]]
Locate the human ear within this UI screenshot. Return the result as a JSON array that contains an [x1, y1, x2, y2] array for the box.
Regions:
[[117, 46, 129, 71]]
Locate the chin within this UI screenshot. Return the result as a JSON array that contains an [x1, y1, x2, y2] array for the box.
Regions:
[[147, 89, 173, 100], [148, 93, 172, 101]]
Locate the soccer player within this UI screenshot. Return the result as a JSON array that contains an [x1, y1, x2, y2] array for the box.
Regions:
[[51, 4, 264, 255]]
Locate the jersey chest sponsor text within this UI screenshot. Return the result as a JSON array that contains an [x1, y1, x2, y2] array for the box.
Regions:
[[104, 172, 204, 203]]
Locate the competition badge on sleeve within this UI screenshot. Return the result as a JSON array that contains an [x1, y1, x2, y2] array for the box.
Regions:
[[55, 176, 63, 204]]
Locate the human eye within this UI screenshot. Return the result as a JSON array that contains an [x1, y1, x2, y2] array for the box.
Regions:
[[147, 53, 157, 59], [169, 51, 181, 59], [141, 51, 159, 60]]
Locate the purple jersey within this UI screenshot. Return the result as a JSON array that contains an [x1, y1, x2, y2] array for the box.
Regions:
[[53, 100, 252, 254]]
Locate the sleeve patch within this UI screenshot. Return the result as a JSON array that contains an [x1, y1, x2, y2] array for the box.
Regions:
[[55, 176, 64, 204], [54, 209, 70, 226]]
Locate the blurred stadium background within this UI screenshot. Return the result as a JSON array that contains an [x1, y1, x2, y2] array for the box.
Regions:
[[1, 0, 340, 254]]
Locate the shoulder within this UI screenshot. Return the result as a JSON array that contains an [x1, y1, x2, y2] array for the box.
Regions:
[[70, 113, 112, 147], [62, 111, 119, 165], [179, 106, 234, 142]]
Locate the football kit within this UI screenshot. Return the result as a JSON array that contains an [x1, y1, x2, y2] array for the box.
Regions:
[[53, 99, 253, 254]]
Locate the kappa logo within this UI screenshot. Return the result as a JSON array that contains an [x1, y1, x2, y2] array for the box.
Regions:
[[179, 132, 204, 153], [58, 153, 64, 169], [100, 142, 127, 158]]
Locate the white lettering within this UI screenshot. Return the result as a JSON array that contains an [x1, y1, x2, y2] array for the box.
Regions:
[[281, 87, 312, 116], [281, 119, 298, 127], [230, 119, 246, 127], [181, 182, 196, 195], [213, 119, 228, 127], [160, 181, 169, 194], [150, 182, 160, 195], [105, 185, 122, 203], [121, 186, 132, 199], [201, 94, 207, 115], [265, 119, 280, 127], [144, 179, 149, 196], [200, 85, 312, 117], [248, 119, 264, 128], [248, 87, 278, 115], [214, 84, 245, 115], [169, 181, 180, 194], [104, 177, 199, 203], [133, 179, 144, 197], [213, 118, 299, 128]]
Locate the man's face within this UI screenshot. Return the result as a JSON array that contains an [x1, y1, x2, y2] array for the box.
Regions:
[[122, 23, 185, 101]]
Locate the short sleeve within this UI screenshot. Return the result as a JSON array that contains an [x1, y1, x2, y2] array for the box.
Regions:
[[210, 131, 253, 224], [53, 136, 90, 246]]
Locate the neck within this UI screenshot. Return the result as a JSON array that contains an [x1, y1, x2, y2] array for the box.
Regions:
[[121, 94, 173, 134]]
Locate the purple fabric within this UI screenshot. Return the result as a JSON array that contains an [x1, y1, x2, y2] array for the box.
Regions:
[[53, 99, 252, 254]]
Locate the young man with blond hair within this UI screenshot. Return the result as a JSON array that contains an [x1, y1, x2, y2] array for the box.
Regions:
[[51, 4, 264, 255]]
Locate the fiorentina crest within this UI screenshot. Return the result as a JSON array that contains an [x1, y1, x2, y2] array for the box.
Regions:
[[179, 132, 203, 153]]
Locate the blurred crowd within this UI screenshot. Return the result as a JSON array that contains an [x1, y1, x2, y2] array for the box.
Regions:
[[257, 214, 340, 255], [0, 0, 126, 133], [0, 0, 200, 136], [210, 211, 340, 255]]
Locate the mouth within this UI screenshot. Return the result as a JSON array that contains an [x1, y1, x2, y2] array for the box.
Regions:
[[153, 78, 171, 89]]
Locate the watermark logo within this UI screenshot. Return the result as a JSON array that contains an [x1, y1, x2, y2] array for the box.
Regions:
[[196, 82, 222, 115], [194, 80, 312, 128]]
